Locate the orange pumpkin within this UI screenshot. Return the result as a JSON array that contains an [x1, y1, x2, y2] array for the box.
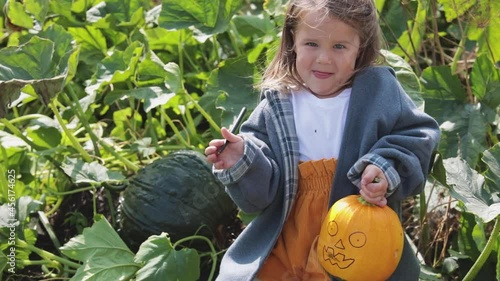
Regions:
[[317, 195, 404, 281]]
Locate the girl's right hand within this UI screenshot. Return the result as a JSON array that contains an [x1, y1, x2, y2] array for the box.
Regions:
[[205, 127, 244, 170]]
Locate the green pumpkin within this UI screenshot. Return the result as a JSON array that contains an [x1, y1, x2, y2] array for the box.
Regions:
[[118, 150, 236, 250]]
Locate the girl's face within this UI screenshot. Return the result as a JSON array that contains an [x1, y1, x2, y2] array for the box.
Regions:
[[294, 11, 360, 98]]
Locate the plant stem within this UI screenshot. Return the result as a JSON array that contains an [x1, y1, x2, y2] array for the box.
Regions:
[[97, 139, 139, 172], [146, 111, 160, 152], [0, 118, 43, 151], [16, 239, 81, 269], [4, 114, 49, 124], [49, 185, 96, 196], [65, 86, 101, 157], [0, 151, 9, 200], [181, 90, 221, 132], [159, 109, 192, 148], [174, 235, 218, 281], [49, 101, 92, 162], [64, 86, 139, 172], [462, 215, 500, 281]]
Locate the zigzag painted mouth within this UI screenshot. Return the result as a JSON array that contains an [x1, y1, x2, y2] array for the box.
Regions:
[[323, 245, 355, 269]]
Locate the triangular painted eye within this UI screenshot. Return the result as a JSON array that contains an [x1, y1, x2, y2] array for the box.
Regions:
[[335, 239, 345, 250]]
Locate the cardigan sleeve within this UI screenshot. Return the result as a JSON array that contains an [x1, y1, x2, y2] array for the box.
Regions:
[[212, 98, 282, 214], [344, 66, 441, 200]]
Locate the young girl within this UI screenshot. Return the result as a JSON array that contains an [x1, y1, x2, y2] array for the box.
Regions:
[[205, 0, 441, 280]]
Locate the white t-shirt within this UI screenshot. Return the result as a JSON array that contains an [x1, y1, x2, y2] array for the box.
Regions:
[[290, 88, 351, 161]]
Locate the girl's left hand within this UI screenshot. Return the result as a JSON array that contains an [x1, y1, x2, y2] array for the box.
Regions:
[[359, 164, 388, 207]]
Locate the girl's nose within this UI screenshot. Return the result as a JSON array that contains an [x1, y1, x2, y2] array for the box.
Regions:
[[317, 50, 332, 64]]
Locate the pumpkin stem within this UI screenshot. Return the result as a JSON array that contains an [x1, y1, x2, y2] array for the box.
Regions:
[[357, 195, 376, 207]]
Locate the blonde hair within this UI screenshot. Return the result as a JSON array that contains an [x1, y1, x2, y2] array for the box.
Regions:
[[258, 0, 384, 93]]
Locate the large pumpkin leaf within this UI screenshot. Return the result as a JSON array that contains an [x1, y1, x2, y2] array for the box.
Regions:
[[164, 62, 182, 94], [443, 157, 500, 222], [0, 34, 78, 117], [482, 143, 500, 195], [382, 49, 423, 109], [471, 54, 500, 109], [25, 116, 62, 150], [159, 0, 243, 35], [263, 0, 287, 17], [390, 0, 428, 60], [5, 0, 34, 29], [134, 233, 200, 281], [378, 0, 408, 47], [437, 0, 476, 22], [201, 56, 257, 129], [421, 65, 467, 101], [61, 219, 140, 280], [87, 41, 144, 94], [425, 101, 488, 167], [104, 86, 175, 113], [60, 158, 125, 184], [86, 0, 145, 27], [24, 0, 49, 23], [67, 26, 107, 65]]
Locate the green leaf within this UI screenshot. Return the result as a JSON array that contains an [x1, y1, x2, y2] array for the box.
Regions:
[[106, 86, 175, 113], [132, 138, 156, 158], [24, 0, 49, 23], [60, 219, 135, 261], [422, 101, 487, 167], [89, 41, 144, 93], [63, 219, 140, 280], [497, 237, 500, 281], [137, 52, 172, 86], [129, 87, 175, 113], [134, 233, 200, 281], [6, 0, 34, 29], [457, 211, 482, 260], [419, 264, 443, 281], [60, 158, 125, 184], [421, 66, 467, 101], [86, 0, 146, 27], [203, 57, 257, 128], [442, 257, 459, 275], [232, 14, 275, 37], [443, 157, 500, 222], [482, 143, 500, 195], [26, 126, 61, 150], [480, 1, 500, 66], [437, 0, 476, 22], [0, 251, 7, 278], [163, 0, 220, 28], [382, 50, 423, 108], [391, 0, 428, 60], [69, 254, 139, 281], [263, 0, 288, 17], [164, 62, 182, 94], [68, 26, 107, 64], [379, 0, 408, 47], [0, 38, 61, 115], [471, 54, 500, 109], [48, 0, 80, 25], [159, 0, 243, 35], [110, 107, 143, 140]]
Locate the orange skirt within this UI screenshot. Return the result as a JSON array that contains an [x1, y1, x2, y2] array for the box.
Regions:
[[257, 158, 336, 281]]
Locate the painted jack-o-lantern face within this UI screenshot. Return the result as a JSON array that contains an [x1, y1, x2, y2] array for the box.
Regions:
[[317, 195, 404, 281], [322, 220, 367, 269]]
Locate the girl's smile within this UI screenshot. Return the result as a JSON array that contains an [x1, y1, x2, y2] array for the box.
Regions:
[[294, 11, 360, 98]]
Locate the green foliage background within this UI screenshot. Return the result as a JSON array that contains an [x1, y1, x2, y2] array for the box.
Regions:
[[0, 0, 499, 280]]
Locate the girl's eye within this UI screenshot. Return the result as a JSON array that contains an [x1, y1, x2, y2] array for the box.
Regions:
[[334, 44, 346, 49], [305, 42, 318, 47]]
